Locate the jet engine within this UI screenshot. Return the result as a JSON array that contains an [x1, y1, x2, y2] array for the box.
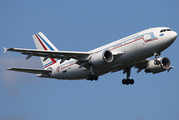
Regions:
[[90, 50, 113, 67], [145, 57, 171, 74]]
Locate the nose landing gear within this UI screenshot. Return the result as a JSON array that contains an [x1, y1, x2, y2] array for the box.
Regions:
[[154, 52, 161, 65]]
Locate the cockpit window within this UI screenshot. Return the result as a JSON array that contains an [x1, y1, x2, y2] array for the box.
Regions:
[[167, 29, 171, 31], [160, 29, 172, 33]]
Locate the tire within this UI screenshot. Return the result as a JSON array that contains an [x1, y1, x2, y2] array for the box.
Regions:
[[86, 75, 90, 80], [122, 79, 126, 85], [130, 79, 134, 85], [90, 75, 94, 81], [94, 75, 98, 80]]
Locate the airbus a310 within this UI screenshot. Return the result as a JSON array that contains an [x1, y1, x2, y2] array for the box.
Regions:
[[3, 27, 177, 85]]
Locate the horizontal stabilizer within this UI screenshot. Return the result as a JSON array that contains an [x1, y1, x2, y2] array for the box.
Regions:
[[7, 68, 52, 74]]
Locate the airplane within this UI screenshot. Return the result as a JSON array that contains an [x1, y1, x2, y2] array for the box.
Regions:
[[3, 27, 177, 85]]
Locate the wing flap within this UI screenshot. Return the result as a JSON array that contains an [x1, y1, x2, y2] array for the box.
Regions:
[[7, 68, 52, 74]]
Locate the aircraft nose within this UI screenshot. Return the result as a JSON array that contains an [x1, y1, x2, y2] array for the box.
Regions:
[[166, 31, 177, 44], [162, 31, 177, 48], [171, 31, 177, 41]]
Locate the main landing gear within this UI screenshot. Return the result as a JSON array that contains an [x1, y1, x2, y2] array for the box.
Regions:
[[122, 67, 134, 85], [86, 66, 99, 81], [122, 78, 134, 85], [86, 74, 98, 81]]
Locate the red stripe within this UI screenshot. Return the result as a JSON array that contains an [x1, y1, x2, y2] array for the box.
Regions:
[[44, 63, 55, 68], [61, 63, 76, 69], [36, 34, 158, 69], [35, 34, 47, 50], [35, 34, 56, 65], [60, 37, 159, 69], [109, 37, 158, 51]]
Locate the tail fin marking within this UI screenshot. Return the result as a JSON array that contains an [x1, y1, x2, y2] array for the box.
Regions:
[[33, 32, 58, 69], [36, 33, 55, 51]]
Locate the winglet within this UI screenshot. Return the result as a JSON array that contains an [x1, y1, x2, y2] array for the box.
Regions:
[[3, 47, 8, 54]]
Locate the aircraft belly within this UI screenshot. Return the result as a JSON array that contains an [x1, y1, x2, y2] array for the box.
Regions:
[[51, 65, 89, 80], [51, 39, 156, 80], [50, 38, 161, 80]]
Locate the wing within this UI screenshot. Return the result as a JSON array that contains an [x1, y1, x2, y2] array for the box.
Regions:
[[3, 47, 91, 63], [111, 59, 150, 73], [7, 67, 52, 74], [133, 59, 150, 73]]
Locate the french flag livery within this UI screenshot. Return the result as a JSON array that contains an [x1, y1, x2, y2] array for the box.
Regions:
[[33, 32, 58, 69], [4, 27, 177, 85]]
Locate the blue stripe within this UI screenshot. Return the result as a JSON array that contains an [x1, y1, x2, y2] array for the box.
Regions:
[[98, 32, 157, 53], [61, 60, 76, 67], [37, 33, 55, 51], [44, 59, 60, 67], [44, 62, 53, 67]]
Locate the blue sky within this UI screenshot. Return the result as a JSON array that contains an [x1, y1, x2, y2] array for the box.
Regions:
[[0, 0, 179, 120]]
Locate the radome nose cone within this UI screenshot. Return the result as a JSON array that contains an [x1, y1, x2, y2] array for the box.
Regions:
[[172, 31, 177, 40], [169, 31, 177, 43], [174, 31, 177, 39], [164, 31, 177, 46]]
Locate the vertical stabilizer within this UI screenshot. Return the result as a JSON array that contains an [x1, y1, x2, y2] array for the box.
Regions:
[[32, 32, 58, 69]]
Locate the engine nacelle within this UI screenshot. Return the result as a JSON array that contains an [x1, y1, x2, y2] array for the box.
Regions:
[[90, 50, 113, 67], [145, 57, 171, 74]]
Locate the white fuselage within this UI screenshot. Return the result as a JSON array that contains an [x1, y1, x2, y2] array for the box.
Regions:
[[45, 27, 177, 80]]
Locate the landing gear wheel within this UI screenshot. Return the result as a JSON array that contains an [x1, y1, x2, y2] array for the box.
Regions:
[[154, 60, 160, 65], [122, 79, 134, 85], [86, 75, 98, 81], [90, 75, 94, 81], [126, 79, 130, 85], [122, 79, 126, 84], [86, 75, 90, 80], [94, 75, 98, 81], [130, 79, 134, 85]]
